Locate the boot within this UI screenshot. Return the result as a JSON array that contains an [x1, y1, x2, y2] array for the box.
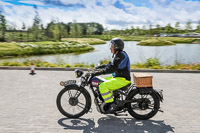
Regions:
[[106, 102, 118, 114]]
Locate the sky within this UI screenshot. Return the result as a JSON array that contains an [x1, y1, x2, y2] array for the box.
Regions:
[[0, 0, 200, 30]]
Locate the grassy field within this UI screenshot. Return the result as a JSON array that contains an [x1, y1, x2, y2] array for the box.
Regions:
[[62, 38, 106, 45], [137, 38, 176, 46], [0, 41, 94, 58], [87, 35, 200, 44], [86, 35, 146, 41]]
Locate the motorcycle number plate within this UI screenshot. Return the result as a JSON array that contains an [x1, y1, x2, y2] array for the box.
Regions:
[[63, 80, 76, 86]]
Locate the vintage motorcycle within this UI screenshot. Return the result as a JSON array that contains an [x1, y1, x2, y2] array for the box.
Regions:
[[56, 69, 163, 120]]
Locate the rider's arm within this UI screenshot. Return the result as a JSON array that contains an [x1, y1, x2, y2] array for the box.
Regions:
[[95, 62, 112, 69], [95, 53, 125, 75], [95, 64, 107, 69]]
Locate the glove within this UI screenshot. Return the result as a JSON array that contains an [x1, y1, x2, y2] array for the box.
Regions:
[[95, 64, 106, 69], [91, 70, 102, 77], [95, 62, 112, 69]]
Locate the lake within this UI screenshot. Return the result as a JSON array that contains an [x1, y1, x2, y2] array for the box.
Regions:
[[1, 41, 200, 65]]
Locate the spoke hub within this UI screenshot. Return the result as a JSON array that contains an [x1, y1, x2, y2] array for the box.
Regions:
[[138, 99, 151, 110], [69, 97, 78, 106]]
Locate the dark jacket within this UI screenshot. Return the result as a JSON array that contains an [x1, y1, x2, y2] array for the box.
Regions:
[[96, 51, 131, 81]]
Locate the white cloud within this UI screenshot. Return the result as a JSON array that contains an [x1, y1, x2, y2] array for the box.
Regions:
[[59, 0, 84, 5], [1, 0, 200, 30]]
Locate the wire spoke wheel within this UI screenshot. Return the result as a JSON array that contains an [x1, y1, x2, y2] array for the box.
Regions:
[[127, 90, 160, 120], [62, 89, 86, 115], [57, 85, 91, 118]]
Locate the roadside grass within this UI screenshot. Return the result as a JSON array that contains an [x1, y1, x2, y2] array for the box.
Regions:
[[0, 58, 199, 70]]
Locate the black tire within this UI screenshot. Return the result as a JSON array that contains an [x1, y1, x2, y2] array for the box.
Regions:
[[56, 84, 91, 118], [127, 90, 160, 120]]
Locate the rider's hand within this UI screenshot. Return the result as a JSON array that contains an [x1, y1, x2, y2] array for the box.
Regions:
[[91, 71, 101, 77]]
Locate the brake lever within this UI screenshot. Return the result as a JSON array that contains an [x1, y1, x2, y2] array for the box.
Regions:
[[85, 72, 91, 78]]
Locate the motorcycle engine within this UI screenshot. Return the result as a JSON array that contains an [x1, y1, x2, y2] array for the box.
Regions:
[[100, 102, 110, 113]]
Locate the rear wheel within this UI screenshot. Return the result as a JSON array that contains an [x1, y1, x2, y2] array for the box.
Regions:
[[56, 85, 91, 118], [127, 90, 160, 120]]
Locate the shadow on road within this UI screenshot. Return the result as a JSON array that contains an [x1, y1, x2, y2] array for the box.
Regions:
[[58, 116, 174, 133]]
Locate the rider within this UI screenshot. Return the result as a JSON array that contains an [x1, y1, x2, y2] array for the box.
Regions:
[[92, 37, 131, 113]]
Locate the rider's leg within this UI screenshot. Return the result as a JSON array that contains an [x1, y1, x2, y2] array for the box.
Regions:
[[99, 77, 130, 113], [99, 77, 131, 112]]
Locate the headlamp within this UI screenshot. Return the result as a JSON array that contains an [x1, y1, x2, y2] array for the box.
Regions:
[[75, 69, 84, 78]]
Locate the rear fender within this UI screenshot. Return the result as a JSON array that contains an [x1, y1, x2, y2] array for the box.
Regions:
[[138, 87, 163, 102], [153, 89, 163, 102], [127, 87, 163, 102]]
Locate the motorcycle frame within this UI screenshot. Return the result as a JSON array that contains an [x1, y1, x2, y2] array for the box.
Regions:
[[78, 75, 163, 114]]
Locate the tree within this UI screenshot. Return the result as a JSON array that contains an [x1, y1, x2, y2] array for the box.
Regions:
[[70, 22, 78, 37], [46, 21, 61, 41], [185, 21, 192, 33], [130, 26, 135, 35], [140, 25, 147, 35], [156, 24, 161, 34], [46, 21, 68, 41], [165, 23, 173, 34], [58, 23, 68, 38], [174, 22, 180, 33], [0, 11, 6, 41], [136, 26, 140, 35], [149, 24, 152, 37], [94, 23, 104, 35], [196, 21, 200, 33], [70, 20, 83, 37], [31, 6, 41, 41], [22, 23, 26, 31], [86, 25, 94, 35]]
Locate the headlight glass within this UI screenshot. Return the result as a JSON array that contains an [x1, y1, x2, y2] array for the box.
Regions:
[[75, 69, 83, 78], [75, 73, 78, 78]]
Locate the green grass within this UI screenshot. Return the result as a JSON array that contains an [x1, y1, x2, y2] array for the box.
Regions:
[[1, 58, 199, 70], [157, 37, 196, 43], [85, 35, 147, 41], [0, 41, 94, 58], [61, 38, 106, 45], [85, 35, 200, 44], [192, 39, 200, 44], [137, 38, 176, 46]]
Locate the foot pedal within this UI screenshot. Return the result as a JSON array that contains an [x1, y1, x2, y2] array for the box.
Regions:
[[114, 113, 128, 116]]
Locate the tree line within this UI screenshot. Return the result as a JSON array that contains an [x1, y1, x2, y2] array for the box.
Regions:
[[0, 10, 104, 42], [105, 22, 200, 36], [1, 10, 200, 42]]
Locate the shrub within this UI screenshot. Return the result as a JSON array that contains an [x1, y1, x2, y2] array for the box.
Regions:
[[145, 58, 161, 67]]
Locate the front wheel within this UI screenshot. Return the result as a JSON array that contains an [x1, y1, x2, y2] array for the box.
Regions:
[[56, 84, 91, 118], [126, 90, 160, 120]]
